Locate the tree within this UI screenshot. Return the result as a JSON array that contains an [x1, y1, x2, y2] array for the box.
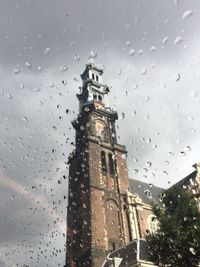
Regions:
[[146, 186, 200, 267]]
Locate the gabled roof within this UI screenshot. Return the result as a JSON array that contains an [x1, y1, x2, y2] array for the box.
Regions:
[[173, 170, 197, 189], [129, 168, 198, 205], [129, 179, 164, 205]]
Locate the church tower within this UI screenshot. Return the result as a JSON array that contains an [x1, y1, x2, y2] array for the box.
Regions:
[[66, 63, 131, 267]]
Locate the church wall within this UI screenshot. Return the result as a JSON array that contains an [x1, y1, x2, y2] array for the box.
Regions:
[[90, 188, 107, 249], [136, 206, 153, 238], [115, 150, 130, 193]]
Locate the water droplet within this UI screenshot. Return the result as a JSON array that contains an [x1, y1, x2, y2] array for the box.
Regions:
[[73, 229, 77, 235], [37, 66, 43, 71], [34, 87, 41, 92], [25, 61, 32, 69], [60, 65, 68, 72], [145, 137, 151, 144], [62, 80, 67, 85], [182, 146, 191, 153], [125, 23, 131, 30], [182, 10, 193, 20], [74, 77, 79, 82], [84, 107, 90, 112], [44, 47, 51, 55], [129, 49, 135, 56], [174, 36, 183, 45], [141, 67, 147, 75], [49, 82, 55, 88], [191, 91, 198, 98], [77, 24, 83, 32], [121, 154, 126, 159], [74, 54, 80, 62], [22, 116, 28, 123], [150, 46, 156, 52], [179, 151, 186, 157], [89, 49, 97, 59], [187, 115, 193, 121], [19, 83, 24, 89], [175, 73, 181, 81], [189, 247, 196, 255], [7, 94, 12, 99], [13, 68, 21, 74], [162, 36, 169, 44], [138, 49, 143, 55], [146, 162, 152, 167], [174, 0, 180, 6], [117, 69, 122, 75]]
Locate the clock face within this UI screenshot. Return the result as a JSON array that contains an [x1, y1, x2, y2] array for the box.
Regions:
[[95, 121, 105, 139], [94, 101, 104, 110]]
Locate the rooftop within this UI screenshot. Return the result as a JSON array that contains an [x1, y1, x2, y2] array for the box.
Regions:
[[102, 239, 154, 267], [129, 179, 164, 205]]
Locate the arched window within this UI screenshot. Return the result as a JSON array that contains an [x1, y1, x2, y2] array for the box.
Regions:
[[101, 151, 107, 173], [108, 153, 115, 175], [148, 215, 158, 234], [92, 73, 95, 80], [112, 242, 115, 251], [93, 94, 97, 100], [106, 199, 121, 250], [96, 75, 99, 82], [98, 95, 102, 101]]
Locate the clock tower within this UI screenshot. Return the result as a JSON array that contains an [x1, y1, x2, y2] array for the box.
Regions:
[[66, 62, 131, 267]]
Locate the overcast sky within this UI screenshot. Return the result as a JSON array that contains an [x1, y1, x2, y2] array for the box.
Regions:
[[0, 0, 200, 266]]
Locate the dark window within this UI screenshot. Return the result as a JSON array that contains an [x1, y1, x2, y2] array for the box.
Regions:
[[93, 94, 97, 100], [109, 153, 115, 175], [112, 242, 116, 251], [96, 75, 99, 82], [98, 95, 102, 101], [92, 73, 95, 80], [101, 151, 107, 173]]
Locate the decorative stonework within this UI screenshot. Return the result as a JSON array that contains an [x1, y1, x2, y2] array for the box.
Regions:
[[127, 190, 143, 205]]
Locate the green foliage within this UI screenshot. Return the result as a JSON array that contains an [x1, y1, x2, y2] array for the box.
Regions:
[[146, 186, 200, 267]]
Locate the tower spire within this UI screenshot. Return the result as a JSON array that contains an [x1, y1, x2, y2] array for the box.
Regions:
[[77, 62, 110, 111], [66, 63, 130, 267]]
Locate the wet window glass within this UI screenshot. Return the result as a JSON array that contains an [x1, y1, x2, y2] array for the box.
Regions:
[[0, 1, 200, 267]]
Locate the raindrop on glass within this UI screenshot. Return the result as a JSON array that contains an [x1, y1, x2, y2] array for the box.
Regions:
[[44, 47, 51, 55], [174, 36, 183, 45], [162, 36, 169, 44], [74, 54, 80, 62], [129, 49, 135, 56], [13, 67, 21, 74], [25, 61, 32, 69], [182, 10, 193, 20]]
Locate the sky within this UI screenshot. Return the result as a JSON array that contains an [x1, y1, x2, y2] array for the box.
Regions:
[[0, 0, 200, 266]]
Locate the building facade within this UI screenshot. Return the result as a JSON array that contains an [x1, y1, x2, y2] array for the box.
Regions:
[[66, 62, 200, 267]]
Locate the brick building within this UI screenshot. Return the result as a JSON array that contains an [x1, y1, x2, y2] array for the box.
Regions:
[[65, 62, 200, 267], [66, 62, 131, 267]]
